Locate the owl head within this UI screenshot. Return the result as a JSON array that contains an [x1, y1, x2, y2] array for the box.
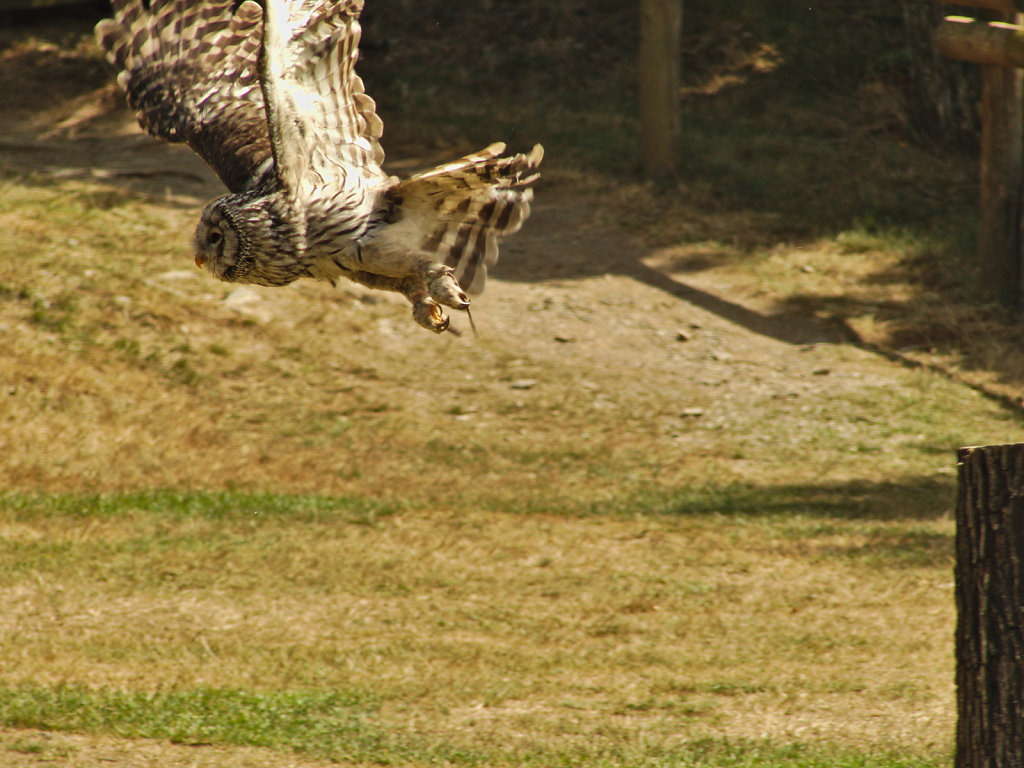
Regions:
[[193, 199, 245, 282], [193, 194, 301, 287]]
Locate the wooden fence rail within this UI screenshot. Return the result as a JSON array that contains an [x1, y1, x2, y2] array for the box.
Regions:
[[935, 16, 1024, 68]]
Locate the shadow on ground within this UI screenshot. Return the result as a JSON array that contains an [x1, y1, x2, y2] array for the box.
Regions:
[[634, 476, 955, 522]]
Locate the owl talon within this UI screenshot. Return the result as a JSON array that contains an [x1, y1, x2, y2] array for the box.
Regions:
[[426, 266, 470, 310], [412, 298, 450, 334]]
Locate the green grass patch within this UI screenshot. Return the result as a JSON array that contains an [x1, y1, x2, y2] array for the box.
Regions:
[[0, 685, 943, 768], [2, 478, 954, 527], [0, 489, 403, 524], [0, 685, 425, 764]]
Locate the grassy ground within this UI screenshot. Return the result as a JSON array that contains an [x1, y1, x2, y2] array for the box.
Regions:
[[1, 2, 1022, 766], [0, 492, 956, 766]]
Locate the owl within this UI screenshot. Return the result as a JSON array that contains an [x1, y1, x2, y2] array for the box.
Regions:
[[96, 0, 542, 333]]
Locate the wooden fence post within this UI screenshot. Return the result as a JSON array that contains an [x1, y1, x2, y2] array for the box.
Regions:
[[956, 443, 1024, 767], [931, 7, 1024, 309], [639, 0, 682, 178], [979, 20, 1024, 310]]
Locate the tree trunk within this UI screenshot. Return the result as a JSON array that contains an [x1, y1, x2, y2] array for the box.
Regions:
[[639, 0, 682, 178], [956, 444, 1024, 768], [901, 1, 983, 147]]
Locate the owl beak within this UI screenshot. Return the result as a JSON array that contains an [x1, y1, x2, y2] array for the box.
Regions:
[[194, 254, 205, 269]]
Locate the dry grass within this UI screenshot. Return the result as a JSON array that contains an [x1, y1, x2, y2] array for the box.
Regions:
[[0, 503, 955, 761], [0, 727, 343, 768]]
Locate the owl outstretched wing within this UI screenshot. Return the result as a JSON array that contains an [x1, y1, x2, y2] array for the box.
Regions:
[[260, 0, 387, 197], [96, 0, 272, 194]]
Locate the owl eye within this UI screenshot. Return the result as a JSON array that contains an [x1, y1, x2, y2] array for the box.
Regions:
[[208, 230, 223, 246]]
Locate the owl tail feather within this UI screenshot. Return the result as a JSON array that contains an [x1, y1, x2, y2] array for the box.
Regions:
[[391, 143, 543, 296]]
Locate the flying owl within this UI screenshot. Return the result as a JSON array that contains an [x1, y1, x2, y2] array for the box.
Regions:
[[96, 0, 542, 333]]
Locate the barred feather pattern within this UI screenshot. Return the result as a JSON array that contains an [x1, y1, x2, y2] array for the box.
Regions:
[[96, 0, 271, 193], [390, 143, 544, 295], [260, 0, 386, 197]]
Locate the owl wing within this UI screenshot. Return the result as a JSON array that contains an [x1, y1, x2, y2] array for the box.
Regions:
[[260, 0, 386, 197], [96, 0, 272, 194], [391, 143, 544, 295]]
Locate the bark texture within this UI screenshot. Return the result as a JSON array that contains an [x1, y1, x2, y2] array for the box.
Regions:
[[956, 444, 1024, 768]]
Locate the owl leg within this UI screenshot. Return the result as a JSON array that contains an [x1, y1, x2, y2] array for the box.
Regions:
[[353, 243, 470, 313], [345, 270, 452, 334]]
